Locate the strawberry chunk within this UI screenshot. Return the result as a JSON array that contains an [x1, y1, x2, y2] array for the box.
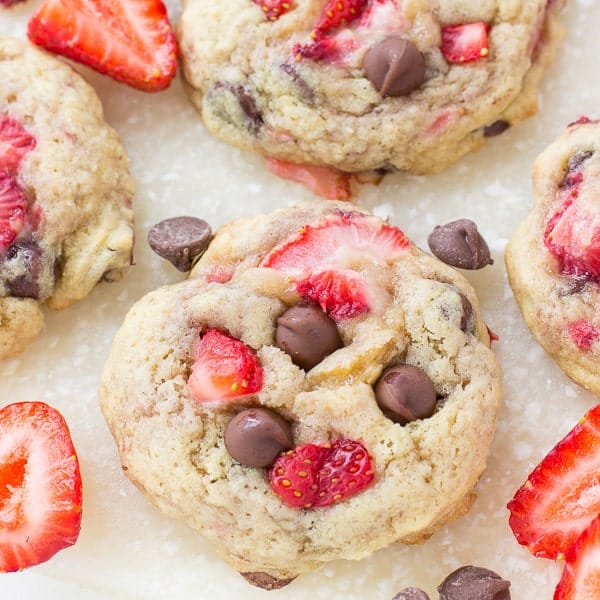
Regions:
[[0, 116, 36, 173], [507, 404, 600, 559], [0, 172, 28, 251], [0, 402, 82, 572], [188, 329, 264, 403], [269, 438, 374, 508], [266, 158, 352, 201], [567, 320, 600, 351], [27, 0, 177, 92], [441, 22, 490, 64], [253, 0, 295, 21], [313, 0, 368, 38], [554, 514, 600, 600]]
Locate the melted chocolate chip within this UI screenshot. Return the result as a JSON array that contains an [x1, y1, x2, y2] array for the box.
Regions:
[[281, 62, 315, 103], [374, 364, 437, 425], [147, 217, 212, 271], [214, 82, 263, 133], [224, 407, 293, 468], [483, 120, 510, 137], [561, 150, 593, 188], [240, 571, 295, 590], [364, 36, 426, 97], [276, 305, 343, 371], [393, 588, 431, 600], [428, 219, 493, 270], [4, 239, 42, 299], [438, 566, 511, 600], [459, 293, 474, 333]]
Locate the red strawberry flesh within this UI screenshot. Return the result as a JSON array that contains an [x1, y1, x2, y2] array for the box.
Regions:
[[0, 172, 28, 251], [441, 22, 490, 64], [253, 0, 295, 21], [269, 438, 374, 508], [0, 402, 82, 572], [507, 403, 600, 559], [313, 0, 369, 37], [27, 0, 177, 92], [187, 328, 264, 403], [0, 116, 36, 173]]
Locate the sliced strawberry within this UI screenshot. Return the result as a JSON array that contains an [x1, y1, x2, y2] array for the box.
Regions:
[[0, 172, 28, 251], [266, 158, 352, 201], [27, 0, 177, 92], [0, 402, 82, 572], [269, 438, 374, 508], [554, 514, 600, 600], [253, 0, 295, 21], [507, 404, 600, 559], [188, 328, 264, 403], [313, 0, 369, 37], [441, 22, 490, 64], [0, 116, 36, 174]]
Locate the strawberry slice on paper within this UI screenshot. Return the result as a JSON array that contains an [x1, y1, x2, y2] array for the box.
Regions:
[[507, 403, 600, 560], [27, 0, 177, 92], [441, 22, 490, 64], [0, 402, 82, 572], [188, 328, 264, 403]]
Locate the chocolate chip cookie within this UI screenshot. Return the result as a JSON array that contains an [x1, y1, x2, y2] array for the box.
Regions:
[[0, 36, 134, 359], [100, 201, 502, 586], [177, 0, 564, 175], [506, 117, 600, 395]]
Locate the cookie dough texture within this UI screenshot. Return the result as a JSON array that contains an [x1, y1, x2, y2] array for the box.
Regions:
[[177, 0, 564, 174], [100, 201, 502, 583], [506, 119, 600, 395], [0, 37, 134, 359]]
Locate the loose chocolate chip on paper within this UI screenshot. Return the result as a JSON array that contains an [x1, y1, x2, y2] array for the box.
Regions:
[[147, 216, 212, 271], [392, 587, 431, 600], [364, 36, 426, 97], [438, 565, 511, 600], [428, 219, 493, 270], [224, 407, 294, 468], [374, 364, 437, 425], [240, 571, 296, 590]]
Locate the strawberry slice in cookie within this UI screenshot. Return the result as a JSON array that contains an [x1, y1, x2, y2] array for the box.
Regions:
[[188, 328, 264, 403], [507, 403, 600, 559], [27, 0, 177, 92], [0, 402, 82, 572], [253, 0, 295, 21], [261, 211, 410, 320], [0, 116, 36, 173], [0, 172, 28, 251], [441, 22, 490, 64]]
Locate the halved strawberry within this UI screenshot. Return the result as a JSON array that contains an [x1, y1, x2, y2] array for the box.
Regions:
[[507, 404, 600, 559], [0, 116, 36, 173], [266, 158, 352, 201], [261, 211, 410, 320], [441, 22, 490, 64], [254, 0, 295, 21], [554, 514, 600, 600], [0, 172, 28, 251], [0, 401, 82, 572], [27, 0, 177, 92], [188, 328, 264, 403], [269, 438, 374, 508]]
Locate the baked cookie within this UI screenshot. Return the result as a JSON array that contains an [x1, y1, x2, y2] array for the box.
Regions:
[[506, 117, 600, 395], [100, 201, 502, 587], [177, 0, 564, 175], [0, 36, 134, 359]]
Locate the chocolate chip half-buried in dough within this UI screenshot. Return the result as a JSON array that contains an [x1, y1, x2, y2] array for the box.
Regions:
[[275, 304, 343, 371], [224, 407, 293, 468], [374, 364, 437, 425], [147, 216, 212, 272], [437, 565, 511, 600], [392, 587, 431, 600], [427, 219, 493, 270], [483, 120, 510, 137], [363, 36, 426, 97]]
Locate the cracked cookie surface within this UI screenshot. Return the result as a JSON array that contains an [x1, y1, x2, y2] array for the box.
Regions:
[[177, 0, 564, 174], [99, 201, 501, 585], [0, 36, 134, 360]]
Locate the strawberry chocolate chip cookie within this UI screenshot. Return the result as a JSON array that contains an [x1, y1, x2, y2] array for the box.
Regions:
[[0, 36, 134, 360], [506, 118, 600, 394], [99, 201, 501, 587], [177, 0, 564, 179]]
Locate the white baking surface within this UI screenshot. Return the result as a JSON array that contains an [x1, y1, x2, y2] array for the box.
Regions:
[[1, 1, 599, 598]]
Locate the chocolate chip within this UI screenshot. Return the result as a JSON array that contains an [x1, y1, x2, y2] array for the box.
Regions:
[[561, 150, 593, 188], [483, 120, 510, 137], [438, 566, 511, 600], [281, 62, 315, 103], [428, 219, 493, 270], [147, 217, 212, 272], [276, 305, 343, 371], [240, 571, 295, 590], [393, 588, 431, 600], [213, 82, 264, 133], [4, 239, 43, 299], [459, 293, 474, 332], [364, 36, 426, 97], [224, 407, 293, 468], [374, 364, 437, 425]]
